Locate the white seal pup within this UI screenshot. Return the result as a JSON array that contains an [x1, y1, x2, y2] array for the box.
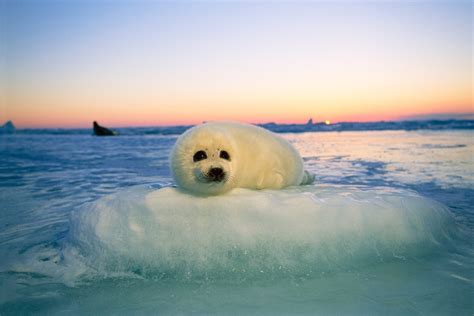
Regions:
[[170, 121, 314, 195]]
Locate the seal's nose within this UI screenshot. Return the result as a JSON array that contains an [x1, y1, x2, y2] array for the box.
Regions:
[[208, 167, 225, 182]]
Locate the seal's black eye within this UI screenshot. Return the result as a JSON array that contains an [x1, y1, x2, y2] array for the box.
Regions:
[[193, 150, 207, 162], [219, 150, 231, 161]]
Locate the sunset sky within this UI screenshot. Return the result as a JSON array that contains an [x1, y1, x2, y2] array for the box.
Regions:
[[0, 0, 472, 128]]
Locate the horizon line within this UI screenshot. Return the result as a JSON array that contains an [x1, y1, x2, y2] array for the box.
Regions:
[[4, 113, 474, 130]]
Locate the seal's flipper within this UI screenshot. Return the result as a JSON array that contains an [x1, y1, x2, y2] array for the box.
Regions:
[[300, 170, 315, 185]]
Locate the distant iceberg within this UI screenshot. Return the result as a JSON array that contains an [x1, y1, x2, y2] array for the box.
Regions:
[[93, 121, 117, 136], [0, 120, 15, 134]]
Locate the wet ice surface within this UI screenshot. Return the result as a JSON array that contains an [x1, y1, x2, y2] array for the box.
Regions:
[[0, 130, 473, 315], [292, 131, 474, 228]]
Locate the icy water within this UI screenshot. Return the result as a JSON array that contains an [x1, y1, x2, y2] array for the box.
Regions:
[[0, 130, 473, 315]]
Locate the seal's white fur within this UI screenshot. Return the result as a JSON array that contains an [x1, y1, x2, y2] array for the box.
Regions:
[[170, 121, 314, 195]]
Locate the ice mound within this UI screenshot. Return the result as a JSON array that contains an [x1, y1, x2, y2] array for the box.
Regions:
[[67, 185, 456, 280]]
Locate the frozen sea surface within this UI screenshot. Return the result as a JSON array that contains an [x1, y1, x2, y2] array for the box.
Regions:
[[0, 130, 473, 315]]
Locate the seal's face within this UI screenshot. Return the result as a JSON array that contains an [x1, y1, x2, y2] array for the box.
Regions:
[[192, 149, 231, 183], [171, 125, 237, 195]]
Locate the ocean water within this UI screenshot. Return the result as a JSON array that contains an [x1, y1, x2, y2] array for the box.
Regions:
[[0, 129, 473, 315]]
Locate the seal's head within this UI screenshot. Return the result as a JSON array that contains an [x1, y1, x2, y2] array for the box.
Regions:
[[170, 124, 237, 195]]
